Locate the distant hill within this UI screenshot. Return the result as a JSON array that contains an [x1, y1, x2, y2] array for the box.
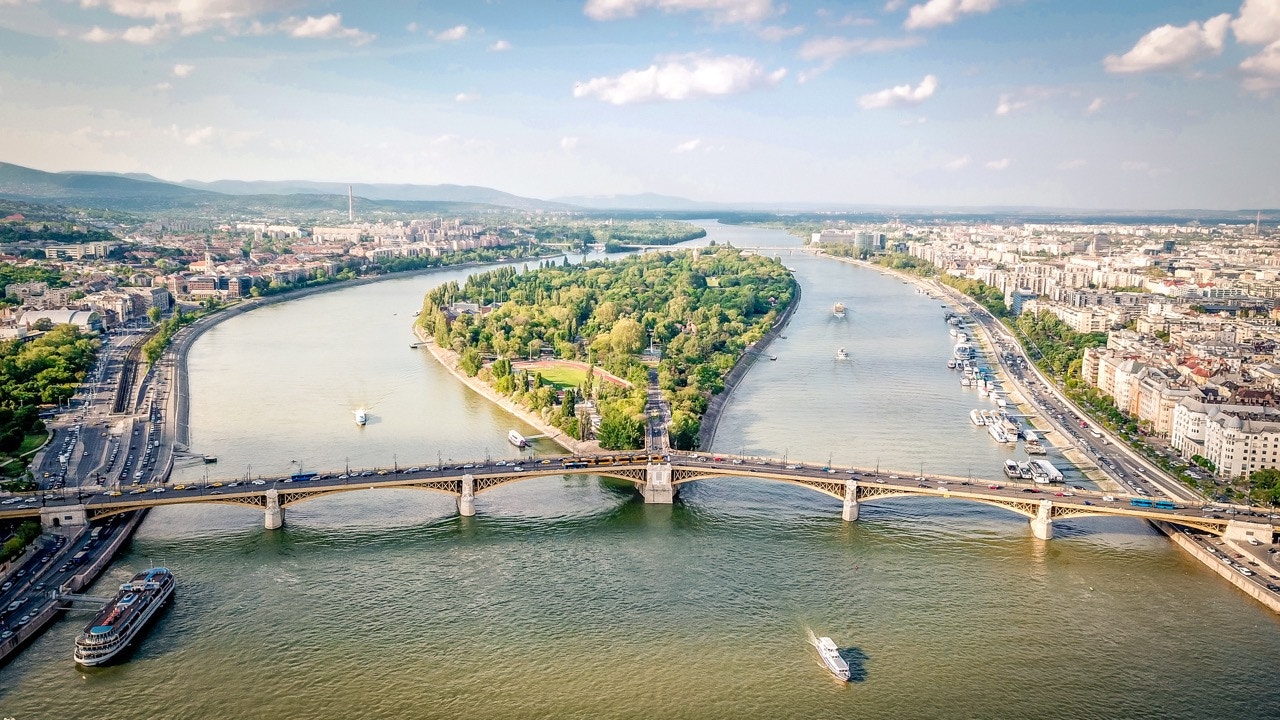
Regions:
[[551, 192, 724, 211], [177, 179, 575, 212], [0, 162, 217, 210]]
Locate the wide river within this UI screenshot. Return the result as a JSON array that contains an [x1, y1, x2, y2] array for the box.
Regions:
[[3, 223, 1280, 718]]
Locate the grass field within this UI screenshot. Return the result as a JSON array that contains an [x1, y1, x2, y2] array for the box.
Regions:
[[534, 365, 589, 388]]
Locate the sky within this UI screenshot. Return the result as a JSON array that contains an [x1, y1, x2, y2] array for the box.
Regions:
[[0, 0, 1278, 210]]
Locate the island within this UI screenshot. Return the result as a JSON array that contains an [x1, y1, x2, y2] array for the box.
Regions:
[[416, 246, 797, 451]]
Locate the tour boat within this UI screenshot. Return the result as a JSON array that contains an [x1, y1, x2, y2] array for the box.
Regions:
[[988, 424, 1009, 443], [73, 568, 174, 667], [832, 302, 846, 318], [836, 347, 849, 360], [1004, 459, 1021, 478], [508, 429, 528, 448], [815, 636, 850, 681], [970, 409, 986, 426], [354, 408, 367, 426]]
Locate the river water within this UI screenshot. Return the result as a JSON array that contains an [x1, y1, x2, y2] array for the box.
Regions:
[[3, 223, 1280, 719]]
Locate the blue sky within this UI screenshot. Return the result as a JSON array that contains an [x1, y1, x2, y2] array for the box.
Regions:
[[0, 0, 1278, 209]]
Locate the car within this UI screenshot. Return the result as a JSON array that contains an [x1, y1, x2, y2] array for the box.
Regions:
[[917, 482, 929, 488], [16, 614, 30, 627], [251, 479, 266, 485], [1054, 492, 1065, 497], [1083, 500, 1094, 506], [513, 466, 524, 471], [988, 484, 1002, 490], [1267, 584, 1280, 593], [495, 460, 507, 466], [106, 490, 122, 497], [888, 474, 900, 479], [1021, 488, 1040, 493], [407, 467, 420, 473], [539, 459, 552, 465], [0, 582, 10, 591], [0, 630, 11, 640], [376, 470, 388, 476], [23, 497, 37, 504], [152, 487, 165, 493], [173, 484, 186, 491]]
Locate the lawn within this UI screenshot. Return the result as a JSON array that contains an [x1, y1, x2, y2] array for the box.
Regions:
[[533, 364, 589, 389]]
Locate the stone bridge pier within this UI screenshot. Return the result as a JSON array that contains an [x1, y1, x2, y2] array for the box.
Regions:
[[458, 474, 475, 517], [264, 488, 284, 530], [1030, 499, 1053, 540], [643, 463, 673, 504], [842, 479, 859, 522]]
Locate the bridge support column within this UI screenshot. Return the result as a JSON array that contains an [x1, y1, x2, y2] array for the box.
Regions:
[[842, 479, 859, 522], [264, 488, 284, 530], [643, 463, 673, 504], [458, 474, 475, 517], [1030, 499, 1053, 540], [1225, 519, 1273, 544], [40, 504, 87, 530]]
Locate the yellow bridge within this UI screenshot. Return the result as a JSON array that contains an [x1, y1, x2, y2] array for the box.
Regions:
[[16, 453, 1276, 544]]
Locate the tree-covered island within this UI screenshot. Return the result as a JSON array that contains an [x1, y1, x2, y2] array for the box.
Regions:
[[417, 247, 796, 450]]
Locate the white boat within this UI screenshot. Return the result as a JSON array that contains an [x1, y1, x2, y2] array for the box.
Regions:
[[354, 408, 367, 426], [833, 302, 846, 318], [988, 424, 1009, 443], [73, 568, 174, 666], [960, 377, 972, 387], [970, 409, 985, 426], [1004, 459, 1021, 478], [953, 342, 974, 360], [508, 429, 528, 447], [947, 359, 957, 369], [949, 327, 958, 337], [1032, 459, 1063, 483], [815, 636, 850, 681], [836, 347, 849, 360]]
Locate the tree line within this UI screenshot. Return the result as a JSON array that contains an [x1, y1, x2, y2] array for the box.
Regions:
[[0, 324, 99, 457]]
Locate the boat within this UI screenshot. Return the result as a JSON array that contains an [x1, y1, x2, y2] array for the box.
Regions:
[[1017, 461, 1034, 480], [1004, 459, 1021, 478], [1032, 459, 1064, 483], [354, 408, 367, 426], [970, 409, 986, 426], [833, 302, 846, 319], [960, 377, 972, 387], [815, 636, 850, 681], [508, 429, 528, 448], [953, 342, 975, 361], [836, 347, 849, 360], [946, 359, 957, 369], [73, 567, 174, 667], [988, 424, 1009, 443], [949, 327, 958, 338]]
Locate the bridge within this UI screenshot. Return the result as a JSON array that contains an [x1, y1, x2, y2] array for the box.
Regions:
[[9, 453, 1276, 544]]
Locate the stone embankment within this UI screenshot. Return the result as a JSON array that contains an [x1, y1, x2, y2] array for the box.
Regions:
[[1154, 521, 1280, 613], [415, 327, 599, 456], [698, 283, 801, 449]]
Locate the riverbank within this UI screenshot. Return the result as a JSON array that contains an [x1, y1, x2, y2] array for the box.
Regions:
[[698, 282, 802, 449], [1154, 521, 1280, 613], [414, 326, 598, 456]]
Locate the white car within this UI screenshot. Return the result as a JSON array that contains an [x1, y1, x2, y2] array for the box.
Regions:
[[251, 479, 266, 485]]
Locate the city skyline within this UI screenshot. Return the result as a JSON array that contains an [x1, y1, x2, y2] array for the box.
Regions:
[[1, 1, 1278, 210]]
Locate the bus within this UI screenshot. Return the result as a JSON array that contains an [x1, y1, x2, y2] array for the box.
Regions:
[[1154, 500, 1176, 510], [1129, 498, 1154, 508], [71, 550, 90, 566], [290, 472, 318, 482]]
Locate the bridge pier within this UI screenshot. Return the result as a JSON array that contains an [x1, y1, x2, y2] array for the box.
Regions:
[[458, 474, 475, 517], [643, 463, 673, 504], [264, 489, 284, 530], [40, 505, 87, 530], [1030, 499, 1053, 540], [842, 479, 859, 522], [1225, 519, 1273, 544]]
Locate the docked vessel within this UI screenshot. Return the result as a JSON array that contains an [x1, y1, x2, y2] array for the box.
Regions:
[[73, 567, 174, 667], [354, 408, 367, 426], [832, 302, 846, 318], [953, 342, 975, 361], [815, 636, 850, 681], [835, 347, 849, 360], [970, 409, 986, 426], [988, 424, 1010, 443], [946, 359, 957, 369], [1004, 459, 1021, 478], [508, 429, 528, 448], [1032, 459, 1064, 483]]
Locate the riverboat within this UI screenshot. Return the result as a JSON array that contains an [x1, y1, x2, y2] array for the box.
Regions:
[[1004, 459, 1021, 478], [815, 636, 850, 681], [970, 409, 986, 426], [73, 568, 174, 667], [833, 302, 846, 318], [354, 408, 367, 426], [508, 430, 529, 448], [836, 347, 849, 360]]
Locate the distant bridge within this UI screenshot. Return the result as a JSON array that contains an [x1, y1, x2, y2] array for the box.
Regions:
[[12, 453, 1275, 544]]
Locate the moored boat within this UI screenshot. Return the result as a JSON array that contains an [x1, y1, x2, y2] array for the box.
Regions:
[[508, 429, 528, 447], [73, 568, 174, 667], [970, 409, 985, 426], [1004, 459, 1021, 478]]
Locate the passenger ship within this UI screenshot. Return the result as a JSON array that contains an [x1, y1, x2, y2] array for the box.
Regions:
[[815, 636, 851, 681], [73, 567, 175, 667]]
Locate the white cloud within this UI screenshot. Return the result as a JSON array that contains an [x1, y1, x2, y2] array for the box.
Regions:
[[154, 81, 172, 91], [884, 0, 907, 11], [1241, 39, 1280, 92], [943, 155, 970, 170], [994, 94, 1026, 116], [583, 0, 777, 25], [984, 158, 1010, 170], [673, 138, 702, 153], [172, 63, 195, 78], [797, 35, 922, 82], [1103, 14, 1231, 73], [1085, 97, 1104, 114], [179, 125, 215, 146], [574, 54, 786, 105], [489, 39, 512, 51], [121, 24, 170, 43], [454, 92, 479, 103], [80, 26, 114, 43], [1232, 0, 1280, 45], [904, 0, 999, 31], [78, 0, 293, 35], [406, 22, 419, 33], [435, 25, 468, 42], [757, 25, 804, 42], [858, 73, 938, 109], [560, 136, 579, 151], [284, 14, 375, 45], [1057, 159, 1088, 170]]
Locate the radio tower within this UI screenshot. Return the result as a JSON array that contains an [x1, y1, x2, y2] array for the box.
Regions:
[[1257, 210, 1263, 236], [348, 185, 354, 223]]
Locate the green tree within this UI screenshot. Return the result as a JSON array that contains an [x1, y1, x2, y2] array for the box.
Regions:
[[147, 306, 162, 325], [597, 405, 644, 450], [609, 317, 645, 356], [459, 348, 483, 376]]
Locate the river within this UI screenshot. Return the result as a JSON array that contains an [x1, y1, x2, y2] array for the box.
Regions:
[[2, 223, 1279, 719]]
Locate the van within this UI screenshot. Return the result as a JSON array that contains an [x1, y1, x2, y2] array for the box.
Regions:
[[1102, 495, 1116, 502]]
